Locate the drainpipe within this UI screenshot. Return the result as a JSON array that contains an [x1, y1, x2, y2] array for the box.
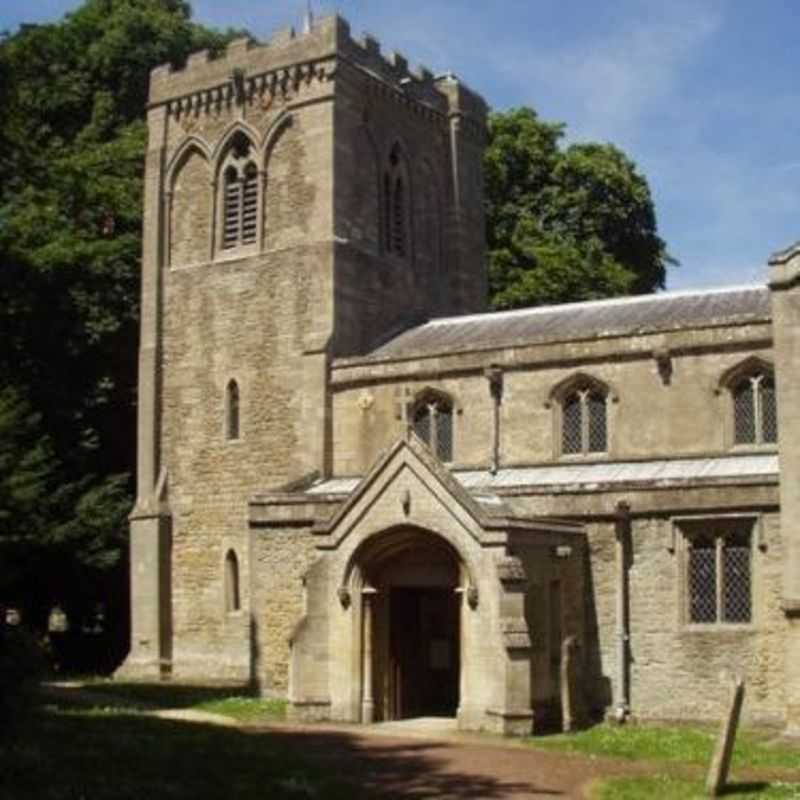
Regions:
[[485, 365, 503, 474], [614, 500, 631, 722]]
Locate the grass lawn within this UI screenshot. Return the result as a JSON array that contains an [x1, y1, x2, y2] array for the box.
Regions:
[[528, 722, 800, 770], [529, 723, 800, 799], [590, 775, 800, 799], [77, 680, 288, 723]]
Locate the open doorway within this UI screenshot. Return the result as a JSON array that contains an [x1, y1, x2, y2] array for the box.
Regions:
[[360, 527, 463, 722], [390, 586, 460, 718]]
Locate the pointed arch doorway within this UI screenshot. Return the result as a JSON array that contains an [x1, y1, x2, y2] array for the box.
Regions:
[[360, 527, 462, 721]]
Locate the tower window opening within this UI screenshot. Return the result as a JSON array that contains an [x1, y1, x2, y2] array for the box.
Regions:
[[226, 379, 240, 441], [220, 133, 258, 252]]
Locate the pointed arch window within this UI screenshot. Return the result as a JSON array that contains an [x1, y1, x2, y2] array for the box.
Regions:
[[384, 144, 409, 258], [730, 368, 777, 446], [551, 375, 610, 457], [226, 379, 240, 441], [224, 549, 241, 614], [412, 392, 453, 462], [219, 132, 259, 253]]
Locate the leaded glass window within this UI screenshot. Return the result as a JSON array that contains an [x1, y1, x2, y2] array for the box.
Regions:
[[685, 523, 753, 625], [560, 385, 607, 456], [413, 396, 453, 461], [732, 372, 777, 445], [562, 395, 582, 455]]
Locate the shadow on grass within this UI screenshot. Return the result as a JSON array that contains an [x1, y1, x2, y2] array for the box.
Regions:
[[47, 681, 254, 711], [1, 701, 562, 800], [721, 783, 771, 796]]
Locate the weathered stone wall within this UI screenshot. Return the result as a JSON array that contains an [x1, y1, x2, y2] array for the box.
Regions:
[[160, 101, 334, 679], [509, 489, 784, 725], [251, 525, 320, 692], [170, 149, 211, 267], [330, 62, 486, 356], [330, 328, 775, 476], [516, 538, 586, 720], [162, 242, 331, 679]]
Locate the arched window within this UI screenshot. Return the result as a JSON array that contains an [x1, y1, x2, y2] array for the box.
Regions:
[[224, 549, 241, 614], [412, 392, 453, 461], [219, 132, 259, 252], [384, 144, 409, 258], [226, 379, 240, 441], [551, 375, 609, 457], [732, 371, 777, 445]]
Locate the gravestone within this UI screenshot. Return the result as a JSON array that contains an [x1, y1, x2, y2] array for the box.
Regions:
[[561, 635, 587, 732], [706, 675, 746, 797]]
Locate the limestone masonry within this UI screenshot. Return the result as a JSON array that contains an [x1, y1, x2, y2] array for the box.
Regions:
[[118, 15, 800, 735]]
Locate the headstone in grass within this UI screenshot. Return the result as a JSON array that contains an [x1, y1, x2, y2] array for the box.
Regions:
[[706, 675, 745, 797], [560, 635, 587, 732]]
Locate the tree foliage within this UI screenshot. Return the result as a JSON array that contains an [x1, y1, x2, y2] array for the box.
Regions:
[[0, 0, 237, 656], [485, 107, 674, 309]]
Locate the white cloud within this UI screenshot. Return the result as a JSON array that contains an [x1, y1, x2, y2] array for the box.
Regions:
[[488, 2, 724, 147]]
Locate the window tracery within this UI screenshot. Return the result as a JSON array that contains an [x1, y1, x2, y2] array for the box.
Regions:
[[732, 372, 777, 445], [218, 132, 259, 253], [412, 392, 453, 462], [558, 380, 608, 456]]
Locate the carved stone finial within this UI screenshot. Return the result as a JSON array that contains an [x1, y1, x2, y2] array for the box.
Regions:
[[653, 347, 672, 385]]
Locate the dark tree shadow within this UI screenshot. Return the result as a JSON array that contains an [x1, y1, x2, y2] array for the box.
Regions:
[[40, 680, 254, 711], [720, 782, 771, 796], [2, 695, 565, 799]]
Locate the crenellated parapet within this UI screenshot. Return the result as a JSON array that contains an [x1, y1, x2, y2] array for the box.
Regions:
[[148, 14, 487, 142]]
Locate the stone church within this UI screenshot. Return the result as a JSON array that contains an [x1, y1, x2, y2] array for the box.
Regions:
[[119, 15, 800, 736]]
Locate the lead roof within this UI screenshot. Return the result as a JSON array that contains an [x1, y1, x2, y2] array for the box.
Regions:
[[358, 284, 771, 363]]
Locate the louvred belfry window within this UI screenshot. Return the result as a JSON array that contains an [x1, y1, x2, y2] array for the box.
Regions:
[[220, 133, 259, 252], [384, 144, 409, 258]]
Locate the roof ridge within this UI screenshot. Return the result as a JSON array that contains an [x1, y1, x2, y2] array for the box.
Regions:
[[425, 283, 768, 329]]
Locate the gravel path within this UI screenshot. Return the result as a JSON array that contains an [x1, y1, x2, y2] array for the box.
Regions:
[[245, 720, 657, 799]]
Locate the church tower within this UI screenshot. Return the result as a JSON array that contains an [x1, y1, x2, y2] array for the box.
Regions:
[[120, 16, 488, 679]]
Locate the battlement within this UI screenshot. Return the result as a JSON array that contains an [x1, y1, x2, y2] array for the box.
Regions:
[[148, 14, 486, 123]]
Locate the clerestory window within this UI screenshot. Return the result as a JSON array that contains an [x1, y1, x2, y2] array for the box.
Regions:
[[413, 394, 453, 462], [732, 372, 777, 446], [561, 386, 607, 456]]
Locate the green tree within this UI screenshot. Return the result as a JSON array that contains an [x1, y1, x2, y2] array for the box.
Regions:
[[0, 0, 238, 658], [485, 107, 674, 309]]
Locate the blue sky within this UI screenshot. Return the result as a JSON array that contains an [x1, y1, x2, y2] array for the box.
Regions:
[[3, 1, 799, 291]]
